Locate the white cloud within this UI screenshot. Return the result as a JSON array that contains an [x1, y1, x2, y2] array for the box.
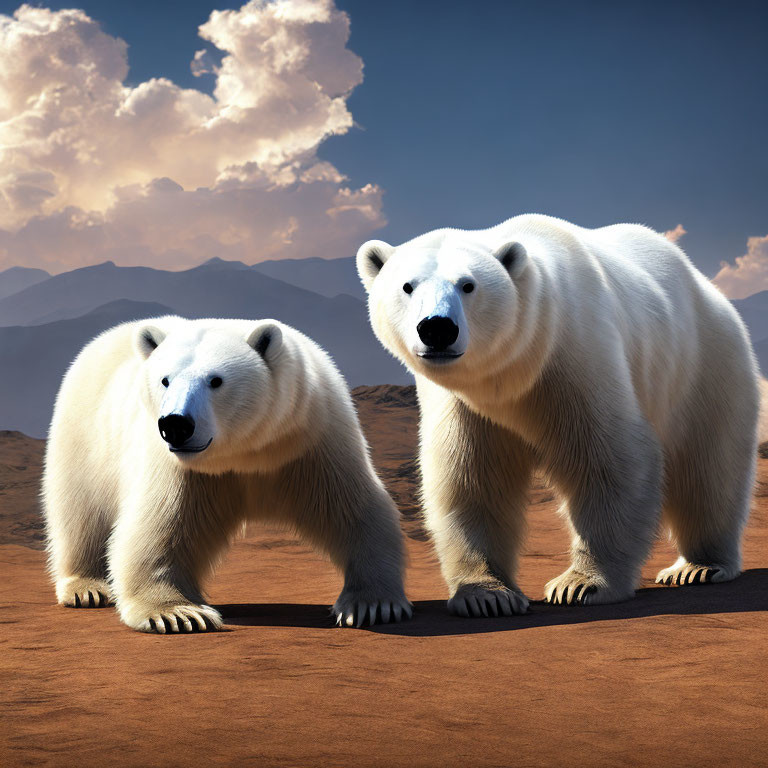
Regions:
[[712, 236, 768, 300], [663, 224, 686, 243], [0, 1, 383, 272]]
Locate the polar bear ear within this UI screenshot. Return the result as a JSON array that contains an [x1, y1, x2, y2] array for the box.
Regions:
[[493, 241, 528, 279], [135, 325, 166, 359], [356, 240, 395, 292], [246, 322, 283, 364]]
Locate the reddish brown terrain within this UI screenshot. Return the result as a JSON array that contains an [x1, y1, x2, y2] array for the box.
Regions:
[[1, 385, 767, 767]]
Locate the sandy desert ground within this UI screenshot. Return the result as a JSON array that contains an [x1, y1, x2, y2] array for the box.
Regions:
[[1, 385, 767, 767]]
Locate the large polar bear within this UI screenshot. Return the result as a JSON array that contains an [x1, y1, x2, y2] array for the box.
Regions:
[[43, 317, 411, 632], [357, 214, 759, 616]]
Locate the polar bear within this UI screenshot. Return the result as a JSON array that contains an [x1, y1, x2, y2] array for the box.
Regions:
[[43, 317, 411, 633], [357, 214, 759, 616]]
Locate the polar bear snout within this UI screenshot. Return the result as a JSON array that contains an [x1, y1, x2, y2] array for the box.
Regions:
[[155, 374, 218, 456], [158, 414, 196, 449], [409, 279, 468, 363], [416, 316, 461, 356]]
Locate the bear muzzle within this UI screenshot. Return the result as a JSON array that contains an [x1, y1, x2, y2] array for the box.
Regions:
[[416, 316, 462, 360], [158, 414, 212, 453]]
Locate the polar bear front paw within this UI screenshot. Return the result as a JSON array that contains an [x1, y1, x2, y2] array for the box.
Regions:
[[448, 583, 530, 618], [544, 568, 632, 605], [134, 604, 223, 634], [56, 577, 113, 608], [333, 591, 413, 628]]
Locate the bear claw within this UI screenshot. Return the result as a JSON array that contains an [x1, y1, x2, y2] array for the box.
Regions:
[[448, 584, 529, 618], [73, 590, 109, 608], [138, 604, 222, 634], [655, 563, 719, 587], [58, 578, 113, 609], [544, 569, 603, 605], [333, 596, 413, 628]]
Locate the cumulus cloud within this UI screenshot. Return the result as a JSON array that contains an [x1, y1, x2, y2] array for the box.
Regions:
[[663, 224, 687, 243], [0, 1, 383, 272], [712, 235, 768, 300]]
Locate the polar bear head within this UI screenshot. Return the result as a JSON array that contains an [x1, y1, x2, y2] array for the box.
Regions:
[[357, 229, 529, 383], [134, 318, 284, 469]]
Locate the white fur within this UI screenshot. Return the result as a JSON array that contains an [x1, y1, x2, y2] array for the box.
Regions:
[[358, 214, 759, 615], [758, 377, 768, 443], [43, 317, 410, 633]]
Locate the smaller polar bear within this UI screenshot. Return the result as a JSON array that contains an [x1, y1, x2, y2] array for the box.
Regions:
[[357, 214, 759, 617], [43, 317, 411, 633]]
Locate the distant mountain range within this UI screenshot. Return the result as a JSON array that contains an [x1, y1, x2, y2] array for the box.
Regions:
[[0, 259, 410, 437], [0, 257, 766, 437], [0, 266, 50, 301], [0, 257, 363, 326], [252, 256, 363, 301]]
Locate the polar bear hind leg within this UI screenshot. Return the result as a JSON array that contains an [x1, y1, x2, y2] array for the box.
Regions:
[[656, 344, 757, 587], [656, 431, 753, 587], [44, 483, 114, 608]]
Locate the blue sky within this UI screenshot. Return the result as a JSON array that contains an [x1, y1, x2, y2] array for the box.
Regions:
[[329, 0, 768, 278], [1, 0, 766, 284]]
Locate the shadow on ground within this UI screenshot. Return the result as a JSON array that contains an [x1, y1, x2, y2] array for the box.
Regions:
[[217, 567, 768, 636]]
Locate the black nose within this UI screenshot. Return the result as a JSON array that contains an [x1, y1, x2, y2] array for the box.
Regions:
[[158, 414, 195, 448], [417, 316, 459, 351]]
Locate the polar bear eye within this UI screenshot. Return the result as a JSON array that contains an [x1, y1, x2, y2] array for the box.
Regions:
[[161, 377, 169, 387], [463, 282, 475, 294], [210, 377, 223, 389], [403, 283, 413, 295]]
